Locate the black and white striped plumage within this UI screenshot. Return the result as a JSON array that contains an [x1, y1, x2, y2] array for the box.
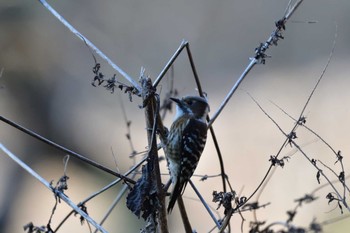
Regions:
[[165, 96, 209, 213]]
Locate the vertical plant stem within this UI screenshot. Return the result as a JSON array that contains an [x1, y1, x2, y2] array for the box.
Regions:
[[141, 77, 169, 233], [177, 196, 193, 233]]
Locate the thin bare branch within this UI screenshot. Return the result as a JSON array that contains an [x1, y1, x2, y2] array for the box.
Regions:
[[153, 40, 187, 88], [0, 144, 108, 233], [297, 22, 337, 121], [37, 0, 141, 92], [82, 156, 147, 205], [242, 18, 338, 211], [251, 98, 350, 212], [209, 59, 256, 128], [94, 183, 129, 233], [208, 0, 304, 127], [218, 208, 234, 233], [271, 100, 342, 154], [177, 196, 193, 233], [54, 155, 147, 232], [252, 139, 318, 222], [0, 115, 136, 184], [243, 93, 298, 204], [271, 101, 350, 195], [208, 126, 228, 192], [317, 160, 350, 194], [285, 0, 304, 20], [188, 180, 221, 229]]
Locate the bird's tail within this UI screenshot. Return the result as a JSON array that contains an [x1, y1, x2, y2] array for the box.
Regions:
[[167, 180, 186, 213]]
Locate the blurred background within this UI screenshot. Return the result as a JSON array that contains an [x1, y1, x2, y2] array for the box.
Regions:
[[0, 0, 350, 232]]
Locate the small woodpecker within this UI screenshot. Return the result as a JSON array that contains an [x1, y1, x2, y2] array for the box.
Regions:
[[165, 95, 209, 213]]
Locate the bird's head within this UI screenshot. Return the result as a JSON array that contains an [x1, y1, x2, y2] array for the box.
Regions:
[[170, 96, 209, 122]]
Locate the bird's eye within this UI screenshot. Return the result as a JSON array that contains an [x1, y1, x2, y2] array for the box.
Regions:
[[187, 100, 193, 105]]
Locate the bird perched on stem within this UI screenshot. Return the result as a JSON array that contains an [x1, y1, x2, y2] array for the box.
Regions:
[[165, 95, 209, 213]]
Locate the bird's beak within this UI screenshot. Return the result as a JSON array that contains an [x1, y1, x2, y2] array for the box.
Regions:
[[169, 97, 181, 105]]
